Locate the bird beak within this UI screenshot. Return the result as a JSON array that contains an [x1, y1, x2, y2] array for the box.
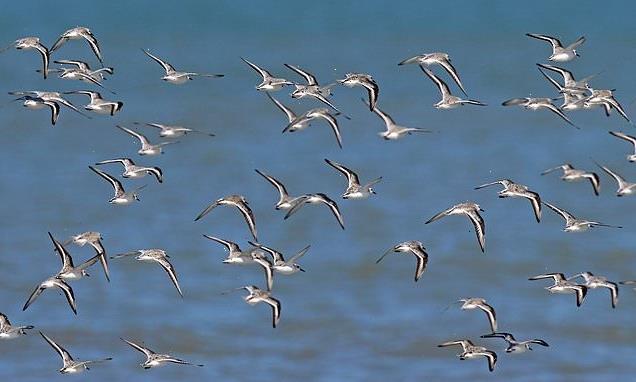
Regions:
[[299, 267, 306, 272]]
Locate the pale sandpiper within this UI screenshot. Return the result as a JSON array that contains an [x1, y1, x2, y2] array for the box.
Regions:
[[202, 235, 258, 265], [111, 249, 183, 297], [568, 272, 618, 308], [529, 273, 588, 307], [283, 108, 344, 148], [195, 195, 258, 241], [609, 131, 636, 162], [0, 37, 49, 78], [40, 332, 111, 374], [541, 164, 600, 196], [23, 276, 77, 315], [438, 339, 497, 372], [425, 202, 485, 252], [375, 240, 428, 282], [116, 125, 177, 155], [142, 48, 223, 84], [284, 193, 345, 230], [337, 72, 379, 110], [255, 169, 304, 210], [0, 313, 34, 340], [89, 165, 145, 205], [324, 158, 382, 199], [50, 27, 104, 65], [399, 52, 467, 95], [122, 338, 203, 369], [284, 63, 345, 115], [363, 98, 431, 140], [64, 90, 123, 115], [50, 232, 101, 281], [526, 33, 585, 62], [95, 158, 163, 183], [134, 121, 215, 138], [265, 92, 308, 131], [421, 66, 485, 109], [248, 241, 309, 275], [595, 161, 636, 196], [480, 332, 549, 354], [475, 179, 542, 223], [224, 285, 281, 328], [542, 201, 622, 232], [63, 231, 110, 282], [241, 57, 294, 91], [456, 298, 498, 332], [502, 97, 577, 128]]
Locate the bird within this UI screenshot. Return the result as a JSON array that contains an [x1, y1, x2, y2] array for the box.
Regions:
[[474, 179, 542, 223], [62, 231, 110, 282], [337, 72, 379, 110], [541, 164, 600, 196], [595, 162, 636, 196], [542, 201, 622, 232], [284, 193, 345, 230], [53, 59, 113, 81], [134, 122, 215, 138], [425, 202, 485, 252], [44, 67, 114, 93], [224, 285, 281, 328], [324, 158, 382, 199], [23, 276, 77, 315], [95, 158, 163, 183], [283, 108, 344, 148], [111, 249, 183, 297], [528, 273, 588, 307], [64, 90, 123, 115], [116, 125, 177, 155], [142, 48, 223, 84], [40, 332, 111, 374], [609, 131, 636, 162], [420, 66, 485, 109], [284, 63, 345, 115], [202, 235, 258, 265], [255, 169, 304, 210], [250, 252, 275, 291], [363, 98, 431, 140], [536, 63, 595, 93], [568, 272, 619, 308], [526, 33, 585, 62], [50, 27, 104, 65], [241, 57, 294, 91], [502, 97, 577, 128], [536, 67, 589, 112], [375, 240, 429, 282], [584, 88, 632, 124], [457, 298, 498, 333], [1, 37, 49, 78], [480, 332, 549, 354], [88, 165, 145, 205], [248, 241, 309, 275], [9, 90, 88, 118], [0, 313, 34, 340], [438, 339, 497, 372], [121, 338, 203, 369], [50, 232, 101, 281], [194, 195, 258, 241], [265, 92, 308, 131], [11, 95, 60, 125], [399, 52, 468, 95]]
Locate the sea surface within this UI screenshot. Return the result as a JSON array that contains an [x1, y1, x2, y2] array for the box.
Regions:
[[1, 1, 635, 381]]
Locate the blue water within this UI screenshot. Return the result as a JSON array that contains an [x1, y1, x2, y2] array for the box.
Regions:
[[1, 1, 636, 380]]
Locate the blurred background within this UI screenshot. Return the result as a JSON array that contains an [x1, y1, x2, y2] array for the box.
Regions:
[[0, 1, 635, 380]]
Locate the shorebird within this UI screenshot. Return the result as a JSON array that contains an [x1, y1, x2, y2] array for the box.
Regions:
[[337, 72, 379, 110], [536, 63, 594, 93], [50, 232, 101, 281], [63, 231, 109, 282], [283, 108, 344, 148], [54, 59, 113, 81], [609, 131, 636, 162], [195, 195, 258, 241], [363, 99, 431, 140], [40, 332, 111, 374], [528, 273, 588, 307], [250, 252, 275, 291], [541, 164, 600, 196], [0, 313, 34, 340], [584, 88, 632, 123], [266, 93, 308, 131], [425, 202, 485, 252], [45, 67, 114, 94], [116, 125, 177, 155], [438, 340, 497, 372], [284, 193, 345, 230], [456, 298, 498, 332], [480, 332, 549, 354], [399, 52, 468, 95], [526, 33, 585, 62], [111, 249, 183, 297], [537, 68, 589, 112], [284, 63, 345, 115], [12, 95, 60, 125], [134, 122, 215, 138], [142, 48, 223, 84], [542, 201, 621, 232], [23, 276, 77, 315], [375, 240, 428, 282], [595, 162, 636, 196], [89, 165, 145, 205], [249, 241, 309, 275], [502, 97, 577, 127], [202, 235, 258, 265], [420, 67, 485, 109], [241, 57, 294, 91], [95, 158, 163, 183], [225, 285, 281, 328], [122, 338, 203, 369], [568, 272, 619, 308], [50, 27, 104, 65], [9, 90, 88, 118], [65, 90, 122, 115], [474, 179, 542, 223], [255, 169, 303, 210], [1, 37, 49, 78], [324, 158, 382, 199]]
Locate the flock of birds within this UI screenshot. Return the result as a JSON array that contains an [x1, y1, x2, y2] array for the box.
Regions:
[[1, 26, 636, 376]]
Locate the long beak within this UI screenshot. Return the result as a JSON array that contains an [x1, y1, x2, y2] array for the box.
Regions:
[[441, 300, 464, 313], [375, 248, 394, 264], [299, 267, 306, 272], [220, 287, 245, 295]]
